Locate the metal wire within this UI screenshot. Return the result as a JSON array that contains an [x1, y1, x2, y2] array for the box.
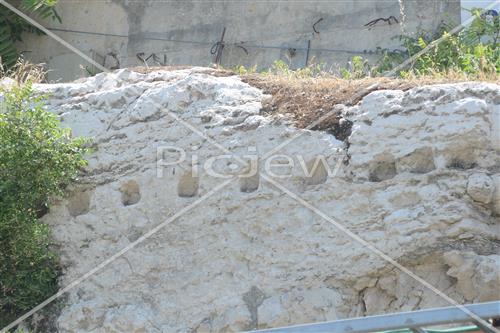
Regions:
[[47, 26, 369, 55]]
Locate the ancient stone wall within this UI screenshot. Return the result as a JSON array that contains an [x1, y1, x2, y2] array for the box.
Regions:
[[29, 69, 500, 332]]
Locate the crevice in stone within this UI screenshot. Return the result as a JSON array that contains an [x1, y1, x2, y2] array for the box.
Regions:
[[447, 158, 477, 170], [445, 148, 477, 170], [358, 288, 368, 317], [35, 203, 49, 218], [326, 116, 353, 142], [242, 286, 266, 331]]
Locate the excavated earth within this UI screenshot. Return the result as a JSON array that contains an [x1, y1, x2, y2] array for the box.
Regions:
[[19, 68, 500, 332]]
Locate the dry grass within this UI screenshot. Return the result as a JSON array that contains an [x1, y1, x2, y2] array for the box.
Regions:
[[241, 73, 498, 131], [0, 59, 47, 84], [130, 65, 498, 134], [100, 64, 497, 137], [1, 62, 496, 139], [400, 67, 500, 83]]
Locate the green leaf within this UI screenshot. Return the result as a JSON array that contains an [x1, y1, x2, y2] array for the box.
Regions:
[[0, 84, 88, 326], [0, 0, 61, 69]]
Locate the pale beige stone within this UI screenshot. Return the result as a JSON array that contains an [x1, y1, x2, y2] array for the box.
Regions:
[[26, 70, 499, 332]]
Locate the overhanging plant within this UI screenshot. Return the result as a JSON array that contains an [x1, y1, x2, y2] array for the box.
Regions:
[[0, 0, 61, 68]]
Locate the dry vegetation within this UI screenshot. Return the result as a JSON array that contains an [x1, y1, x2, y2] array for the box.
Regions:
[[2, 62, 497, 137], [240, 73, 495, 131], [0, 59, 47, 84], [2, 61, 497, 133], [128, 65, 498, 135]]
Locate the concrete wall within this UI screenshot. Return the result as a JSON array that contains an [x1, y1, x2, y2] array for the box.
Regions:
[[17, 0, 461, 82]]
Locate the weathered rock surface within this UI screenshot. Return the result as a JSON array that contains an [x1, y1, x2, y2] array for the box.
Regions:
[[29, 69, 499, 332]]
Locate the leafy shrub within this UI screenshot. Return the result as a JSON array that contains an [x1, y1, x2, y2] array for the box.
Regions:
[[0, 0, 61, 68], [232, 64, 258, 75], [382, 8, 499, 77], [0, 83, 87, 327], [339, 8, 499, 79], [268, 59, 292, 76], [293, 62, 324, 78], [340, 56, 371, 79], [265, 60, 324, 78]]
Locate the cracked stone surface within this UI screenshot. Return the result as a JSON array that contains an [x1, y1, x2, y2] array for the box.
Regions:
[[23, 68, 500, 332]]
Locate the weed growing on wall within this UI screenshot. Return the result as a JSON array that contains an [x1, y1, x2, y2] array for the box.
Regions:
[[233, 8, 498, 81], [340, 56, 371, 79], [0, 83, 88, 328], [370, 8, 499, 78]]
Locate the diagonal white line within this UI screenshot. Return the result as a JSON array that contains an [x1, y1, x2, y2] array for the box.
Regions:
[[0, 2, 246, 330], [261, 0, 500, 161], [2, 0, 498, 331], [387, 0, 500, 76], [0, 4, 245, 331], [261, 82, 379, 160], [162, 108, 246, 164], [254, 5, 500, 325], [0, 0, 108, 73], [1, 178, 234, 333], [0, 1, 246, 168], [260, 173, 499, 332]]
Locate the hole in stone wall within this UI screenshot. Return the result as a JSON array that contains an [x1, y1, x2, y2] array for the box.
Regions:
[[328, 117, 353, 142], [369, 154, 397, 182], [67, 190, 92, 216], [445, 148, 477, 170], [177, 171, 199, 197], [240, 172, 260, 193], [120, 180, 141, 206], [447, 158, 477, 170]]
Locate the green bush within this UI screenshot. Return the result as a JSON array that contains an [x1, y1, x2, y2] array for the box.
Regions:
[[232, 64, 258, 75], [263, 60, 324, 78], [340, 56, 371, 79], [384, 8, 499, 77], [0, 83, 87, 328], [340, 8, 499, 79]]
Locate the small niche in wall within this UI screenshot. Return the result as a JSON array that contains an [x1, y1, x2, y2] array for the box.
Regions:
[[67, 190, 92, 216], [120, 180, 141, 206], [368, 154, 397, 182], [177, 171, 199, 197], [240, 171, 260, 193]]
